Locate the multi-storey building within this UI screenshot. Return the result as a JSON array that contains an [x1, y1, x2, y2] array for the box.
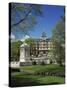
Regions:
[[30, 32, 52, 58]]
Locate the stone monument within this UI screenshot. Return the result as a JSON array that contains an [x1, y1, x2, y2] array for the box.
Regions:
[[20, 42, 32, 66]]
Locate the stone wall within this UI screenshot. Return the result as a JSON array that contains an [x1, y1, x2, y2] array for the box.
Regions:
[[10, 61, 20, 68]]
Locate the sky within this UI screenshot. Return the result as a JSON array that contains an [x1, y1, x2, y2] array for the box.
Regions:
[[11, 4, 64, 40]]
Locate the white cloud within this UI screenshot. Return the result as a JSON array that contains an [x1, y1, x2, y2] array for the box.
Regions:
[[21, 35, 30, 42], [11, 33, 15, 39], [29, 12, 32, 16]]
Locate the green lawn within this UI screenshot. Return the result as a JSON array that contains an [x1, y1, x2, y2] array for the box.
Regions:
[[20, 64, 65, 73], [11, 64, 65, 87], [11, 74, 65, 87]]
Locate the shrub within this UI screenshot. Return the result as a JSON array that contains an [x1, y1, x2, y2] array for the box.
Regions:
[[10, 67, 20, 72], [32, 61, 37, 65], [50, 60, 53, 64], [41, 61, 45, 65]]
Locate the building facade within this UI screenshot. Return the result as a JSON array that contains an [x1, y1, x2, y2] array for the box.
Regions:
[[30, 32, 52, 57]]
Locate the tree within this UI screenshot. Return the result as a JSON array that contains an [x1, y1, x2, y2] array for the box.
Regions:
[[25, 38, 36, 56], [10, 3, 43, 61], [11, 41, 22, 61], [51, 19, 65, 66], [25, 38, 35, 45], [10, 3, 43, 35]]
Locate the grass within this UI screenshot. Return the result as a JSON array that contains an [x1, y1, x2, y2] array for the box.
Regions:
[[11, 74, 65, 87], [10, 64, 65, 87], [20, 64, 65, 73]]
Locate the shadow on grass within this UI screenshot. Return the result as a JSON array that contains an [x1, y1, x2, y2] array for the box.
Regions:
[[10, 77, 40, 87], [10, 65, 65, 87], [10, 76, 65, 87]]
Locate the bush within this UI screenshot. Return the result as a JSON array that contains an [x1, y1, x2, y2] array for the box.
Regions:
[[50, 60, 53, 64], [32, 61, 37, 65], [10, 67, 20, 72], [41, 61, 45, 65]]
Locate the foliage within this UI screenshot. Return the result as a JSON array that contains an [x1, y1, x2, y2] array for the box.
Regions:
[[25, 38, 36, 55], [11, 3, 43, 35], [10, 67, 20, 72], [32, 61, 37, 65], [40, 61, 45, 65], [51, 19, 65, 66], [11, 41, 22, 61], [49, 59, 53, 64], [25, 38, 35, 45]]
